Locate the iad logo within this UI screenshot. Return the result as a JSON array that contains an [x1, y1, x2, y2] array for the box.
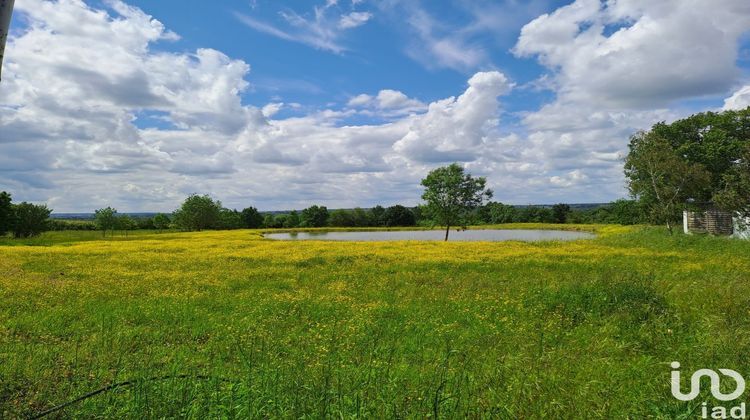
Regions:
[[671, 362, 747, 419], [671, 362, 746, 401]]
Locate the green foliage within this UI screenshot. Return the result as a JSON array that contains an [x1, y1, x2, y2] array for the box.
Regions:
[[152, 213, 171, 230], [650, 108, 750, 199], [135, 217, 155, 230], [283, 211, 300, 228], [625, 108, 750, 231], [350, 208, 371, 227], [369, 205, 385, 226], [481, 201, 516, 224], [551, 203, 570, 224], [273, 214, 288, 228], [240, 207, 264, 229], [0, 191, 12, 236], [516, 206, 555, 223], [11, 202, 52, 238], [714, 145, 750, 223], [48, 219, 97, 231], [624, 132, 710, 233], [420, 163, 492, 240], [300, 205, 329, 227], [568, 200, 646, 225], [321, 207, 417, 228], [172, 194, 222, 231], [605, 199, 646, 225], [383, 205, 416, 226], [329, 209, 356, 227], [217, 208, 243, 230], [262, 214, 277, 228], [117, 215, 137, 236], [94, 207, 118, 237]]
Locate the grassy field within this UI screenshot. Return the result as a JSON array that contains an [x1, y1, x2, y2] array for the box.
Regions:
[[1, 224, 749, 418]]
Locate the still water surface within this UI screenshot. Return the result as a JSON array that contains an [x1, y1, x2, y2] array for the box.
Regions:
[[264, 229, 594, 242]]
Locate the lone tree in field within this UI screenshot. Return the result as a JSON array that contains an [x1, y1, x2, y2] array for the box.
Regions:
[[94, 207, 118, 237], [624, 132, 710, 234], [421, 163, 493, 241], [173, 194, 222, 231]]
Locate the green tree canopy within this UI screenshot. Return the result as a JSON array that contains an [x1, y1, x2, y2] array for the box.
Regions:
[[300, 205, 329, 227], [481, 202, 516, 224], [624, 132, 710, 233], [94, 207, 118, 237], [12, 202, 51, 238], [218, 208, 242, 230], [240, 207, 264, 229], [551, 204, 571, 224], [383, 205, 416, 227], [369, 205, 385, 227], [715, 145, 750, 224], [420, 163, 493, 240], [152, 213, 171, 230], [330, 209, 356, 227], [263, 214, 276, 228], [173, 194, 222, 231], [283, 210, 300, 228], [0, 191, 13, 236], [117, 215, 137, 236], [649, 108, 750, 200], [351, 208, 370, 227]]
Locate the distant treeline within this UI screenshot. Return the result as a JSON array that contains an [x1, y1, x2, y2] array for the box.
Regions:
[[0, 189, 648, 238], [52, 198, 645, 233], [255, 199, 645, 228]]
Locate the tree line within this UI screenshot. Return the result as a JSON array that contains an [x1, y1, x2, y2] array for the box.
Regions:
[[0, 191, 647, 239]]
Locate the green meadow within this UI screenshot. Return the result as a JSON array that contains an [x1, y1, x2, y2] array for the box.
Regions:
[[1, 225, 749, 418]]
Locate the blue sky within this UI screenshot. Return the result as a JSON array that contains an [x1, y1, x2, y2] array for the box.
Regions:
[[117, 0, 559, 123], [1, 0, 750, 211]]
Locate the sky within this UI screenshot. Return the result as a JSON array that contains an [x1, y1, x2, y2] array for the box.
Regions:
[[1, 0, 750, 212]]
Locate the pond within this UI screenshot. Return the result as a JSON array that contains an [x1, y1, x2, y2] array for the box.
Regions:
[[264, 229, 595, 242]]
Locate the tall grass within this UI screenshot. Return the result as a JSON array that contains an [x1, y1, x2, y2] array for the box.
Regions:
[[0, 225, 748, 417]]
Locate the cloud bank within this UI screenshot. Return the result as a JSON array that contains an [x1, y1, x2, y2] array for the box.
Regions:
[[1, 0, 749, 211]]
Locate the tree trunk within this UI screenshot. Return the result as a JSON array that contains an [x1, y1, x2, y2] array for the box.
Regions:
[[444, 225, 450, 241]]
